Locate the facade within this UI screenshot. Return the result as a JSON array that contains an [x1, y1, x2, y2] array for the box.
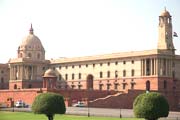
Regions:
[[0, 9, 180, 110]]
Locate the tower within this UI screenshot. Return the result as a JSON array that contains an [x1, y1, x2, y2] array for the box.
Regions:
[[158, 8, 174, 51], [9, 24, 49, 90]]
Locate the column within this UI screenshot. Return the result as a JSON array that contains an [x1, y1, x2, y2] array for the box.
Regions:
[[144, 59, 146, 76], [150, 58, 153, 75]]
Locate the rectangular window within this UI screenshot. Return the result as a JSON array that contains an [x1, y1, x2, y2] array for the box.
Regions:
[[79, 73, 81, 79], [65, 74, 68, 80], [100, 72, 103, 78], [72, 74, 75, 80], [59, 75, 62, 80]]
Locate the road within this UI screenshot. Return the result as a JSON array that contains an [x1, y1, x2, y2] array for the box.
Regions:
[[1, 107, 180, 119]]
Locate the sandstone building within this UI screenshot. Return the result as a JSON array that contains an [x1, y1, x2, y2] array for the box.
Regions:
[[0, 8, 180, 110]]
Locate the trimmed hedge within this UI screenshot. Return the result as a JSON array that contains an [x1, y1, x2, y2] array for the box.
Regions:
[[133, 92, 169, 120], [32, 92, 66, 120]]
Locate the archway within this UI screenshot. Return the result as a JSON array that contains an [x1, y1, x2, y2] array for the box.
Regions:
[[146, 80, 150, 92], [86, 74, 94, 90]]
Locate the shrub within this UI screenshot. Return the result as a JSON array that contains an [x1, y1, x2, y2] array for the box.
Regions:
[[133, 92, 169, 120], [32, 92, 66, 120]]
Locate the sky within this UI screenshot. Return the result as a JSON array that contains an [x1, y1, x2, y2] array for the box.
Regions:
[[0, 0, 180, 63]]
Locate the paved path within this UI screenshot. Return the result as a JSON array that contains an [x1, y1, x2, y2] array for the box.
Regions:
[[1, 107, 180, 119]]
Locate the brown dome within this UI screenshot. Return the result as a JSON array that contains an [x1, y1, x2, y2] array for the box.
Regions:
[[160, 8, 171, 17], [43, 69, 57, 77]]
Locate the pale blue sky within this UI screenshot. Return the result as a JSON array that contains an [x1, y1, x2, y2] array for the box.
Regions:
[[0, 0, 180, 63]]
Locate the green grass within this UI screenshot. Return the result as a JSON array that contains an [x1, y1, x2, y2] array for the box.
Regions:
[[0, 111, 142, 120]]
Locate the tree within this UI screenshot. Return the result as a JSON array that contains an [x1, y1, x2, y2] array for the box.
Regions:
[[133, 92, 169, 120], [32, 92, 66, 120]]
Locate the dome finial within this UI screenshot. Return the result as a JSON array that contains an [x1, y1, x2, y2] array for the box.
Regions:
[[29, 23, 34, 34]]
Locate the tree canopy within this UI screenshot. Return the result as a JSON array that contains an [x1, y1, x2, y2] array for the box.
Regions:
[[32, 92, 66, 120], [133, 92, 169, 120]]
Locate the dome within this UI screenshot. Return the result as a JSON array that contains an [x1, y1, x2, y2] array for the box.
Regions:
[[43, 69, 57, 77], [160, 8, 171, 17], [17, 24, 45, 60], [19, 25, 44, 51]]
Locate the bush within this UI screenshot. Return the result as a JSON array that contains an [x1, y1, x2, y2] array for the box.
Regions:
[[133, 92, 169, 120], [32, 92, 66, 120]]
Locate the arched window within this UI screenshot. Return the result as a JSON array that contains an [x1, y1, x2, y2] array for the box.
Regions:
[[14, 84, 17, 89], [146, 80, 150, 91]]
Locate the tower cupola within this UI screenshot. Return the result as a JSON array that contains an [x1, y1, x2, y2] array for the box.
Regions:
[[158, 8, 174, 50]]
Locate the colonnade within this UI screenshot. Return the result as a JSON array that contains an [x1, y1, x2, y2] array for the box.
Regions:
[[9, 64, 37, 80], [141, 57, 174, 77]]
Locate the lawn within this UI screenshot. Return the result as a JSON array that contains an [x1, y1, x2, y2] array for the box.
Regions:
[[0, 111, 142, 120]]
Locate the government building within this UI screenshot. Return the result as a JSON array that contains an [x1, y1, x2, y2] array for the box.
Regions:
[[0, 8, 180, 110]]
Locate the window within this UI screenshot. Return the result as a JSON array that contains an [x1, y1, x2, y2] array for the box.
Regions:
[[100, 63, 103, 66], [114, 84, 118, 90], [123, 83, 126, 89], [59, 74, 62, 80], [99, 84, 103, 90], [146, 80, 150, 91], [123, 61, 126, 64], [72, 65, 74, 69], [86, 64, 88, 67], [107, 71, 110, 78], [115, 61, 118, 65], [72, 73, 75, 80], [93, 64, 95, 68], [131, 69, 135, 76], [1, 77, 4, 83], [131, 79, 135, 89], [78, 82, 81, 90], [100, 71, 103, 78], [53, 67, 55, 70], [28, 53, 32, 58], [37, 53, 40, 59], [65, 74, 68, 80], [131, 60, 134, 64], [123, 70, 126, 77], [79, 73, 81, 79], [59, 66, 61, 69], [107, 84, 110, 90], [115, 70, 118, 78], [66, 66, 68, 69], [28, 84, 32, 88], [14, 84, 17, 89], [107, 62, 110, 66], [42, 67, 45, 70], [163, 80, 167, 89], [79, 65, 81, 68], [1, 70, 4, 74]]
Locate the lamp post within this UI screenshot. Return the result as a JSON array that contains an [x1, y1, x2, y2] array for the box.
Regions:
[[87, 89, 90, 117], [12, 89, 14, 112]]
